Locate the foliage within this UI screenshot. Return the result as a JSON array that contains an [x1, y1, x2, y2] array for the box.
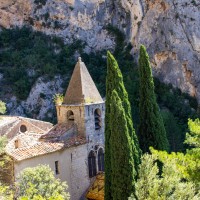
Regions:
[[34, 0, 47, 6], [185, 118, 200, 147], [0, 101, 6, 114], [0, 136, 13, 186], [52, 93, 64, 105], [0, 136, 7, 154], [154, 78, 200, 150], [184, 118, 200, 187], [110, 90, 136, 200], [138, 45, 169, 152], [105, 52, 140, 200], [0, 26, 199, 151], [0, 27, 83, 100], [129, 153, 200, 200], [161, 110, 183, 152], [0, 183, 13, 200], [129, 118, 200, 198], [16, 165, 70, 200]]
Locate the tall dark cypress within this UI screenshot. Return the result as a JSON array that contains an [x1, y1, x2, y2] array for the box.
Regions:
[[110, 90, 136, 200], [138, 45, 169, 152], [105, 51, 140, 200]]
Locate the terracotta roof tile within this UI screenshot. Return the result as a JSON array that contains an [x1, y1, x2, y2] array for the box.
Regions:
[[7, 136, 86, 161], [40, 123, 74, 139], [7, 142, 64, 161]]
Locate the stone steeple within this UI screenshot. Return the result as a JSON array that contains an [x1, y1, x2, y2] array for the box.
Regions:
[[63, 57, 103, 105]]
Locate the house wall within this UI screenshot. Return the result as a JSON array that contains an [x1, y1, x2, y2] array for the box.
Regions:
[[14, 144, 92, 200]]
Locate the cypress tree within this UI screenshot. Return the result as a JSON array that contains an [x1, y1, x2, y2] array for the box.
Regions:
[[105, 51, 140, 200], [138, 45, 169, 152], [110, 90, 136, 200]]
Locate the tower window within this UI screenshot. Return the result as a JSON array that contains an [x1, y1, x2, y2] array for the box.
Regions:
[[55, 161, 59, 175], [98, 148, 104, 172], [67, 110, 74, 121], [88, 151, 97, 178], [94, 109, 101, 130], [20, 125, 27, 133]]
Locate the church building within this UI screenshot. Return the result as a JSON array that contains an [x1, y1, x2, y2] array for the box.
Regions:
[[0, 58, 105, 200]]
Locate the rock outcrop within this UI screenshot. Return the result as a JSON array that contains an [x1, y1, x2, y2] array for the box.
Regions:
[[133, 0, 200, 100], [0, 0, 200, 118], [7, 76, 64, 120]]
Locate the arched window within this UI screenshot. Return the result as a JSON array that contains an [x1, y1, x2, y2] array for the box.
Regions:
[[88, 151, 97, 178], [67, 110, 74, 121], [94, 109, 101, 130], [98, 148, 104, 172]]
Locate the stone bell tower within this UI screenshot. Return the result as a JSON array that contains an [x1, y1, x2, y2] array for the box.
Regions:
[[56, 57, 105, 144]]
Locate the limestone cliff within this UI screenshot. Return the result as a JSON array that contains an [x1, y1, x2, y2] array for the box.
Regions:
[[0, 0, 200, 119], [133, 0, 200, 100]]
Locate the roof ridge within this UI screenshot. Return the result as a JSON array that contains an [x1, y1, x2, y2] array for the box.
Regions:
[[21, 117, 53, 125], [4, 120, 21, 136], [80, 59, 84, 101], [22, 118, 47, 133]]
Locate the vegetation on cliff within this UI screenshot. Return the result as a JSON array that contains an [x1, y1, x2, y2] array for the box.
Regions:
[[0, 26, 199, 152], [0, 101, 6, 114]]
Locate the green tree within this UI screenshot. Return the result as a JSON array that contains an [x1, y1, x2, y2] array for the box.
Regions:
[[0, 136, 13, 200], [0, 101, 6, 114], [105, 51, 140, 200], [132, 118, 200, 199], [110, 90, 136, 200], [0, 183, 13, 200], [0, 136, 12, 184], [16, 165, 70, 200], [129, 153, 200, 200], [183, 118, 200, 188], [138, 45, 169, 152], [161, 110, 183, 152], [0, 136, 7, 154]]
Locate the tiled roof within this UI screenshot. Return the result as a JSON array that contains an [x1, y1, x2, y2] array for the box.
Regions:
[[7, 136, 86, 161], [40, 123, 74, 139], [0, 116, 53, 138], [6, 132, 41, 151], [7, 142, 64, 161]]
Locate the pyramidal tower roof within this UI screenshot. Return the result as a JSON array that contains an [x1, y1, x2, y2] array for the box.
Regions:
[[63, 57, 103, 105]]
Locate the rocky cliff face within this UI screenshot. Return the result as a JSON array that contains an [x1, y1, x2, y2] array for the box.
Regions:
[[133, 0, 200, 101], [0, 0, 200, 119]]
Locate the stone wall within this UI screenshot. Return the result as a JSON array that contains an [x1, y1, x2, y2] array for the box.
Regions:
[[84, 102, 105, 151], [56, 104, 85, 137]]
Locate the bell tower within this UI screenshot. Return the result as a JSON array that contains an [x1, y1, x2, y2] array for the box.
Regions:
[[56, 57, 105, 144]]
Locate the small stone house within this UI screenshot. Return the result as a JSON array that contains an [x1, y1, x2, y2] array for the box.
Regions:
[[0, 58, 105, 200]]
